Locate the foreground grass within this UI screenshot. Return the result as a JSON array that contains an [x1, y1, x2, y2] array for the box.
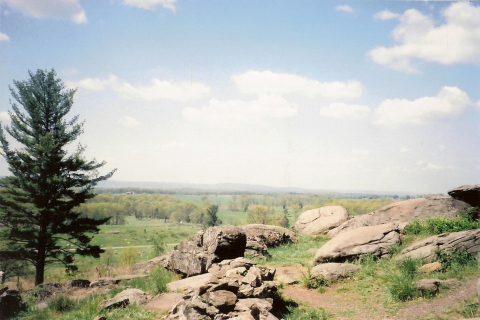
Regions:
[[252, 235, 329, 266], [18, 266, 173, 320]]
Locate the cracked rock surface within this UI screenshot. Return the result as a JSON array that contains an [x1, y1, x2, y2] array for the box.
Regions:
[[314, 222, 401, 264], [293, 206, 348, 235]]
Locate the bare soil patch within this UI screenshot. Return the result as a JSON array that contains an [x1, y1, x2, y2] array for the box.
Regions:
[[281, 277, 478, 320]]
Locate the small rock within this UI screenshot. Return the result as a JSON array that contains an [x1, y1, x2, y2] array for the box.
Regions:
[[419, 262, 442, 274], [99, 288, 148, 310], [310, 263, 360, 282], [416, 279, 442, 292]]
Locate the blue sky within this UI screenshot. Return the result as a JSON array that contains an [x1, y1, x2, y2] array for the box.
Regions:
[[0, 0, 479, 194]]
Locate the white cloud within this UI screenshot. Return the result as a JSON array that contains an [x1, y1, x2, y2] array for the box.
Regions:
[[158, 141, 186, 149], [0, 32, 9, 42], [369, 2, 480, 73], [424, 163, 442, 170], [400, 147, 410, 152], [232, 71, 362, 101], [439, 145, 446, 151], [0, 0, 87, 24], [0, 111, 10, 124], [319, 102, 371, 120], [123, 0, 176, 12], [66, 75, 118, 91], [118, 116, 141, 127], [352, 149, 369, 155], [374, 10, 401, 20], [183, 94, 297, 126], [61, 68, 78, 77], [67, 75, 210, 102], [335, 5, 354, 13], [375, 86, 471, 126]]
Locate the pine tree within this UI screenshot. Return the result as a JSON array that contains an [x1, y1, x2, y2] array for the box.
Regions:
[[0, 69, 115, 285]]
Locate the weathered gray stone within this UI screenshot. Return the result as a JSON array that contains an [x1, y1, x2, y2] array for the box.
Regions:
[[315, 223, 401, 264], [90, 277, 121, 288], [416, 279, 441, 292], [293, 206, 348, 235], [99, 288, 148, 310], [200, 290, 237, 312], [310, 263, 360, 282], [419, 262, 442, 273], [448, 185, 480, 207], [239, 224, 296, 247], [64, 279, 90, 288], [396, 229, 480, 263], [328, 197, 469, 237], [167, 226, 247, 277], [167, 273, 214, 292]]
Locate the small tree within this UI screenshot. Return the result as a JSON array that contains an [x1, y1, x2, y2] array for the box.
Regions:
[[0, 70, 115, 285], [205, 204, 219, 227], [247, 205, 273, 224]]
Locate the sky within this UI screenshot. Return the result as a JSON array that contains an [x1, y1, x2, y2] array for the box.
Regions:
[[0, 0, 479, 194]]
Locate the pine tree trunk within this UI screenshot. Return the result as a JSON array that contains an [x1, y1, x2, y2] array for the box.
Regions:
[[35, 255, 45, 286]]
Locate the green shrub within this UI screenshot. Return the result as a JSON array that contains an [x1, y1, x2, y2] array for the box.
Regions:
[[122, 266, 172, 295], [437, 249, 476, 271], [388, 273, 418, 301], [405, 211, 480, 236], [399, 257, 421, 276], [48, 295, 75, 312], [282, 305, 330, 320]]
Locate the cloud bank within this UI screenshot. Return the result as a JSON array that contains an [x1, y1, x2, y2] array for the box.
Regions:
[[375, 86, 471, 126], [0, 0, 87, 23], [369, 2, 480, 73], [232, 71, 362, 101]]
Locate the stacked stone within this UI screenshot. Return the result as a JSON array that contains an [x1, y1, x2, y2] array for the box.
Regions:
[[164, 257, 279, 320]]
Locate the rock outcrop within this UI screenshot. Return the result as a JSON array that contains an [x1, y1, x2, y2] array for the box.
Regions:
[[293, 206, 348, 235], [314, 223, 401, 264], [166, 226, 247, 277], [163, 257, 278, 320], [239, 224, 296, 258], [0, 287, 24, 319], [310, 263, 360, 282], [395, 229, 480, 263], [99, 288, 148, 310], [448, 185, 480, 208], [328, 197, 468, 237]]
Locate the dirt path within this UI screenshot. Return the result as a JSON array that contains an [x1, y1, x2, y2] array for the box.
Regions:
[[281, 278, 478, 320]]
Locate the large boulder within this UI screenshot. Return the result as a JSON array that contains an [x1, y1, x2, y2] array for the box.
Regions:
[[395, 229, 480, 263], [0, 287, 24, 319], [448, 185, 480, 207], [314, 222, 401, 264], [163, 258, 278, 320], [239, 224, 296, 258], [328, 196, 469, 237], [239, 224, 296, 247], [167, 225, 247, 277], [293, 206, 348, 235]]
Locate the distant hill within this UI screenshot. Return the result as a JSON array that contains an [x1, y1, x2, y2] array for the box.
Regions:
[[96, 180, 414, 196]]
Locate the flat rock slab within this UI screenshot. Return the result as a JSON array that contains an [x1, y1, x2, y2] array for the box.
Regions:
[[167, 273, 214, 292], [314, 222, 401, 264], [310, 263, 360, 282], [143, 292, 183, 312], [100, 288, 148, 310], [396, 229, 480, 263], [293, 206, 348, 235], [114, 274, 148, 281], [328, 197, 469, 238]]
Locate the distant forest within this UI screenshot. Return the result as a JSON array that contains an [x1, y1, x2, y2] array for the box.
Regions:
[[77, 188, 427, 226]]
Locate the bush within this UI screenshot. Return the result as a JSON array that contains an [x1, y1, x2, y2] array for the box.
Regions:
[[437, 249, 476, 271], [398, 257, 420, 276], [48, 295, 75, 312], [388, 273, 418, 301], [405, 211, 480, 236]]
